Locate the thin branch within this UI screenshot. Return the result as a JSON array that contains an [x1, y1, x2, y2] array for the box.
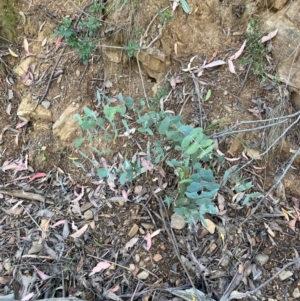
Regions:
[[236, 113, 300, 173], [226, 257, 300, 301], [241, 146, 300, 225]]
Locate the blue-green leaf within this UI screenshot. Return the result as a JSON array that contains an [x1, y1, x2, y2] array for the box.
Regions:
[[83, 106, 96, 119], [181, 135, 192, 149], [242, 192, 262, 205], [97, 168, 109, 177], [187, 182, 203, 193], [158, 116, 170, 134], [125, 96, 134, 109], [186, 142, 199, 155], [235, 181, 252, 192], [75, 138, 83, 148], [119, 172, 127, 185], [180, 0, 191, 14]]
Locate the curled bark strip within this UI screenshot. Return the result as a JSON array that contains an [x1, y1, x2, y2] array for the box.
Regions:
[[0, 126, 21, 144]]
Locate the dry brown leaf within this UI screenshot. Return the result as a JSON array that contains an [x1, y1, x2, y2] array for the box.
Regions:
[[151, 228, 162, 238], [264, 222, 275, 237], [103, 290, 123, 301], [125, 237, 139, 250], [128, 224, 139, 238], [217, 193, 225, 211], [202, 219, 216, 234], [232, 192, 244, 203], [245, 148, 261, 160], [208, 243, 217, 254], [76, 256, 84, 273], [0, 276, 11, 284], [43, 243, 58, 260], [89, 261, 111, 276], [228, 134, 243, 156], [70, 224, 88, 238], [28, 239, 43, 254], [109, 285, 120, 293]]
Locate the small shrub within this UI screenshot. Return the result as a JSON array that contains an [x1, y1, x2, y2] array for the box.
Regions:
[[74, 91, 262, 224], [54, 5, 102, 64], [123, 40, 141, 58], [158, 9, 175, 24]]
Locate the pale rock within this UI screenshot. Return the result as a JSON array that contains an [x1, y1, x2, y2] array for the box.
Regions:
[[135, 48, 170, 80], [52, 103, 81, 141], [103, 48, 122, 63], [255, 253, 269, 265], [137, 271, 149, 280], [31, 105, 53, 122], [17, 94, 52, 122], [17, 94, 36, 120], [293, 288, 300, 298], [83, 210, 93, 220], [89, 221, 95, 230], [220, 254, 230, 267], [141, 223, 154, 230], [41, 100, 51, 109], [171, 213, 185, 230], [279, 270, 293, 281], [14, 57, 34, 78], [274, 0, 288, 10]]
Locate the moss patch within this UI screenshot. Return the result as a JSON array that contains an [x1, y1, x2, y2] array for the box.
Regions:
[[0, 0, 19, 44]]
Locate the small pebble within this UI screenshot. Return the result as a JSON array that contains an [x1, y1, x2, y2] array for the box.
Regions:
[[153, 254, 162, 262], [171, 213, 185, 230], [255, 253, 269, 265], [223, 90, 228, 96], [137, 271, 149, 280], [141, 223, 154, 230], [76, 70, 80, 77], [293, 288, 300, 298], [220, 254, 230, 267], [128, 224, 139, 238], [42, 100, 51, 109]]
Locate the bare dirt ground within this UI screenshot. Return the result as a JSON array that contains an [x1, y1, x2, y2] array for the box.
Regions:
[[1, 0, 300, 300]]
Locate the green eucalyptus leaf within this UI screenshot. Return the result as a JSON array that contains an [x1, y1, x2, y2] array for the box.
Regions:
[[205, 89, 211, 101]]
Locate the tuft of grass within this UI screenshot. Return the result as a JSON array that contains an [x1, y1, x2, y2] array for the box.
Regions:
[[0, 0, 19, 44], [240, 18, 266, 76]]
